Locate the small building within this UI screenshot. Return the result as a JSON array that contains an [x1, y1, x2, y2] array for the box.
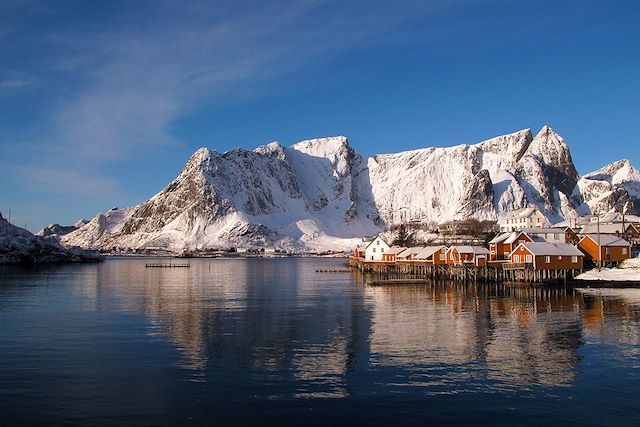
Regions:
[[396, 246, 424, 261], [499, 206, 548, 232], [578, 223, 640, 243], [521, 227, 580, 245], [413, 246, 448, 264], [577, 234, 632, 265], [382, 246, 408, 262], [438, 220, 475, 235], [509, 242, 583, 270], [488, 231, 534, 261], [363, 235, 391, 261], [446, 246, 490, 267]]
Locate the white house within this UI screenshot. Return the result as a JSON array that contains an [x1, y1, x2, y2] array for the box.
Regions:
[[499, 206, 548, 232], [363, 235, 391, 261]]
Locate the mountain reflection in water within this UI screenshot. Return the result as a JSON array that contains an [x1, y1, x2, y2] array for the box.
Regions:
[[1, 257, 639, 425]]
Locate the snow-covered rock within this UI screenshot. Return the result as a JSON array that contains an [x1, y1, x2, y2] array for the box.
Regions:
[[577, 159, 640, 215], [0, 214, 75, 263], [59, 126, 640, 252]]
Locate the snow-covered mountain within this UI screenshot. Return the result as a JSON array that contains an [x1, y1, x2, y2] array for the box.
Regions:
[[35, 219, 88, 240], [60, 126, 639, 252], [577, 159, 640, 215]]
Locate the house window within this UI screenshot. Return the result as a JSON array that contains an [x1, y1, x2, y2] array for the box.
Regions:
[[572, 256, 578, 263], [377, 240, 380, 245], [558, 256, 562, 260], [504, 252, 509, 258], [373, 248, 376, 253], [622, 248, 627, 255], [381, 248, 384, 253], [525, 255, 532, 263], [545, 256, 550, 263], [605, 247, 610, 255], [514, 255, 520, 263], [439, 253, 445, 261]]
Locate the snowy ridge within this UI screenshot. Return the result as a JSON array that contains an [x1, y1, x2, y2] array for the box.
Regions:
[[60, 126, 640, 252], [578, 159, 640, 215]]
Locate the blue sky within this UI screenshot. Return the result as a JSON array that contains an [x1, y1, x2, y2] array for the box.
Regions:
[[1, 0, 639, 231]]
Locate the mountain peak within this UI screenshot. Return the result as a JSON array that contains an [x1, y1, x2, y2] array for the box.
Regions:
[[291, 136, 350, 154], [585, 158, 640, 185], [254, 141, 286, 160], [533, 125, 563, 141]]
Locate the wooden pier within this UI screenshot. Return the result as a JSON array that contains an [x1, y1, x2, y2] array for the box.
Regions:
[[145, 263, 190, 268], [348, 257, 582, 285]]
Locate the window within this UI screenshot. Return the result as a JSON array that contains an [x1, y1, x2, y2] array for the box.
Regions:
[[605, 247, 610, 255], [545, 256, 550, 263], [514, 255, 520, 263], [622, 248, 627, 255], [525, 255, 532, 263], [558, 256, 562, 260], [555, 233, 561, 239], [572, 256, 578, 263], [373, 248, 376, 253], [439, 253, 446, 261], [504, 252, 509, 258], [377, 240, 380, 245], [381, 248, 384, 253]]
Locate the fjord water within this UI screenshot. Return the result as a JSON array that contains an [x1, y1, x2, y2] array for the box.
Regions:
[[1, 258, 639, 426]]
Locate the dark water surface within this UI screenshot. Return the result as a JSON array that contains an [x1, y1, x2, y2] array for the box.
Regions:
[[1, 257, 639, 426]]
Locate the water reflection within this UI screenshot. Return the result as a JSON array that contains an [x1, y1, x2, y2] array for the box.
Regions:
[[3, 259, 640, 424], [58, 259, 640, 397]]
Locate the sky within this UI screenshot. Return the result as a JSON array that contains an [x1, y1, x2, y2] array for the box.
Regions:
[[1, 0, 639, 231]]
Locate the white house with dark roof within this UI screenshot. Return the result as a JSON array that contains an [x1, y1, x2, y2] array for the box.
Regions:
[[363, 235, 391, 261]]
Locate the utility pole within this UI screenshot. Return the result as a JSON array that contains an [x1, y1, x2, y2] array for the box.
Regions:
[[597, 212, 601, 271]]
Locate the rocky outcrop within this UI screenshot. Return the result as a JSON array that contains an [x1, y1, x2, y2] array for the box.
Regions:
[[1, 214, 76, 263]]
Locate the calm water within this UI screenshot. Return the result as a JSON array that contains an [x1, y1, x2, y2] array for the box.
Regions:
[[1, 257, 639, 426]]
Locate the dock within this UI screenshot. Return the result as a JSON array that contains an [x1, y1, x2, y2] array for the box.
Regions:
[[145, 263, 190, 268], [348, 257, 582, 285], [315, 269, 352, 273]]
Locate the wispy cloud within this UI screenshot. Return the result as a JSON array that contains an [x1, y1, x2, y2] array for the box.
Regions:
[[7, 0, 461, 217], [0, 78, 31, 88], [40, 1, 458, 155], [14, 165, 120, 199]]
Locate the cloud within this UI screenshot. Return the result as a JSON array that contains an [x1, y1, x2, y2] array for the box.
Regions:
[[14, 165, 120, 199], [40, 0, 449, 159], [6, 0, 463, 209], [1, 78, 31, 88]]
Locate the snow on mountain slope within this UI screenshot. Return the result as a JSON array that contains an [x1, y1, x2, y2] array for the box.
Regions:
[[60, 126, 639, 252], [577, 159, 640, 214], [61, 207, 136, 248]]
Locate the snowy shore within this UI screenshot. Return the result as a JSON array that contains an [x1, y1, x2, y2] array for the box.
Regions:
[[575, 256, 640, 282]]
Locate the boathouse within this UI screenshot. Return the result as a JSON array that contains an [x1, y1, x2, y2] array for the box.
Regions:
[[577, 234, 631, 265], [488, 231, 533, 261], [446, 246, 490, 267], [412, 246, 448, 264], [509, 242, 583, 270], [382, 246, 408, 262]]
